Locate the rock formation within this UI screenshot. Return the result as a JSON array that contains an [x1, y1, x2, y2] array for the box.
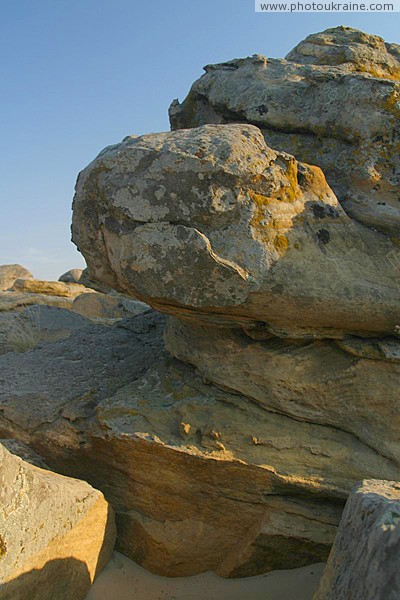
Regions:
[[2, 26, 400, 582], [0, 442, 115, 600], [315, 480, 400, 599], [66, 26, 400, 577]]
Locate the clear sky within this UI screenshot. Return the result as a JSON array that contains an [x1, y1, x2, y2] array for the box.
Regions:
[[1, 1, 399, 279]]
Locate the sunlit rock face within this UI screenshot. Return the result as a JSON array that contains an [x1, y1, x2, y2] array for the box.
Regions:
[[72, 123, 399, 338], [68, 26, 400, 579], [170, 26, 400, 239]]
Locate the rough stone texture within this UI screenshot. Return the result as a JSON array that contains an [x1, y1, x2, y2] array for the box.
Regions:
[[1, 312, 399, 577], [169, 26, 400, 239], [0, 442, 115, 600], [0, 265, 33, 292], [165, 317, 400, 465], [71, 123, 400, 338], [0, 292, 74, 312], [314, 480, 400, 600], [59, 268, 84, 284], [12, 278, 92, 299], [0, 305, 91, 355], [73, 291, 149, 321]]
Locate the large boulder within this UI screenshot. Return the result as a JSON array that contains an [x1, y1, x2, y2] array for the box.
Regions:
[[0, 265, 33, 291], [315, 480, 400, 600], [71, 123, 399, 338], [1, 312, 399, 577], [0, 442, 115, 600], [169, 27, 400, 238]]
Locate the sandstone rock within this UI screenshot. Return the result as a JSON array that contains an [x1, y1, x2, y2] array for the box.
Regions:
[[59, 268, 84, 283], [1, 313, 400, 577], [0, 265, 33, 291], [73, 291, 149, 321], [71, 123, 400, 338], [314, 480, 400, 600], [169, 27, 400, 238], [12, 278, 91, 299], [0, 291, 74, 312], [165, 317, 400, 464], [0, 442, 115, 600]]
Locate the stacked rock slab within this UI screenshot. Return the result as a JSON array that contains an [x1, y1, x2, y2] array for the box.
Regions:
[[0, 442, 115, 600], [314, 480, 400, 600], [69, 27, 400, 576], [1, 313, 400, 578]]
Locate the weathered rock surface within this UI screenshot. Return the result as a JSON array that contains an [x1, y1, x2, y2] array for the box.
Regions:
[[165, 317, 400, 464], [73, 291, 149, 321], [59, 268, 84, 283], [315, 480, 400, 600], [0, 442, 115, 600], [1, 312, 399, 577], [0, 305, 92, 355], [12, 278, 91, 299], [169, 26, 400, 238], [0, 265, 33, 291], [71, 123, 400, 338], [0, 291, 74, 312]]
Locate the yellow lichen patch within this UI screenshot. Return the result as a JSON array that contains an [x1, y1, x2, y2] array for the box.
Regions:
[[354, 63, 400, 81], [277, 157, 300, 203], [274, 234, 289, 254], [383, 89, 400, 120]]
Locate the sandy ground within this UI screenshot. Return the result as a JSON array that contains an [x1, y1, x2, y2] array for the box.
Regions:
[[87, 552, 325, 600]]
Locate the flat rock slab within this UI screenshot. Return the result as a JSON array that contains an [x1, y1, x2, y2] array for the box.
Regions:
[[315, 480, 400, 600], [0, 442, 115, 600], [12, 278, 93, 299], [0, 291, 74, 312]]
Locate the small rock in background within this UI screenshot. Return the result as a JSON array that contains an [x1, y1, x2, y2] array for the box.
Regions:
[[59, 268, 84, 284], [0, 264, 33, 291], [73, 291, 149, 321]]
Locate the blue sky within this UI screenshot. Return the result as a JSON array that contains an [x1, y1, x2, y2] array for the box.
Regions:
[[1, 1, 399, 279]]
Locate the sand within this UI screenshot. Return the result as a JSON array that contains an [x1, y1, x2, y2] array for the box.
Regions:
[[87, 552, 325, 600]]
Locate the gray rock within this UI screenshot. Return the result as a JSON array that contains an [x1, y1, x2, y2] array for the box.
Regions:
[[169, 26, 400, 238], [0, 442, 115, 600], [0, 265, 33, 291], [71, 123, 400, 338], [59, 268, 84, 283], [0, 305, 91, 355], [315, 480, 400, 600]]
